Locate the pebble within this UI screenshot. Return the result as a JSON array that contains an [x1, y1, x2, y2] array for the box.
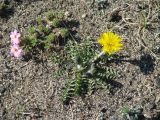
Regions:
[[26, 116, 31, 120], [0, 34, 3, 40], [82, 13, 87, 19], [155, 74, 160, 86], [22, 12, 26, 16], [0, 107, 6, 118], [37, 9, 42, 15], [64, 11, 71, 17], [26, 11, 30, 16], [0, 85, 6, 96], [101, 108, 107, 113], [23, 24, 28, 28], [144, 112, 152, 118], [146, 103, 156, 110], [122, 3, 129, 9], [109, 115, 123, 120]]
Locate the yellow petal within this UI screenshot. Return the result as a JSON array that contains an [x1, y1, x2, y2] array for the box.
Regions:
[[98, 32, 123, 54]]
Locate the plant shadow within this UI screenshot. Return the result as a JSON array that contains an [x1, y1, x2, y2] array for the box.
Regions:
[[61, 19, 80, 42], [0, 7, 14, 19], [115, 53, 155, 75], [106, 79, 123, 89], [98, 75, 123, 95]]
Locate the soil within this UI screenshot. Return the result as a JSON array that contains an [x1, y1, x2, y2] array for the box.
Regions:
[[0, 0, 160, 120]]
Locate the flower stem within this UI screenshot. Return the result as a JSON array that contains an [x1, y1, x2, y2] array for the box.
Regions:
[[86, 51, 105, 76], [92, 51, 105, 63]]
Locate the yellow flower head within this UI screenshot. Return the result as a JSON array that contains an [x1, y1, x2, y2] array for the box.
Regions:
[[98, 32, 123, 55]]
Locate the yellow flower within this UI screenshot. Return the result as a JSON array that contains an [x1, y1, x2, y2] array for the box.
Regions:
[[98, 32, 123, 55]]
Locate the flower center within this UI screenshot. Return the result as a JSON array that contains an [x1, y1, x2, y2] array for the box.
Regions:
[[14, 35, 17, 39], [14, 48, 18, 52], [107, 43, 113, 47]]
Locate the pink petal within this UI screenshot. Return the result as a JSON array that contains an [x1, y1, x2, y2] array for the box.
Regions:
[[14, 49, 24, 58], [10, 45, 24, 59], [11, 38, 21, 45], [10, 34, 15, 39], [16, 33, 21, 38], [13, 29, 18, 34], [10, 46, 17, 56], [10, 30, 21, 40]]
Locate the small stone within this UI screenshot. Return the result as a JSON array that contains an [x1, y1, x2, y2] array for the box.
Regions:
[[144, 112, 152, 118], [64, 11, 71, 17], [0, 34, 3, 40], [22, 12, 26, 16], [37, 9, 42, 15], [122, 3, 129, 8], [72, 27, 76, 31], [0, 107, 7, 118], [154, 74, 160, 87], [109, 115, 122, 120], [23, 24, 28, 27], [145, 102, 156, 111], [82, 13, 87, 19], [101, 108, 107, 113], [15, 91, 20, 95], [26, 116, 31, 120], [0, 85, 6, 96]]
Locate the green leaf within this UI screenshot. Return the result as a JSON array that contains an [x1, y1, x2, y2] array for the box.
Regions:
[[52, 19, 61, 27], [46, 33, 56, 43], [60, 28, 69, 38], [46, 11, 55, 21], [28, 26, 36, 35]]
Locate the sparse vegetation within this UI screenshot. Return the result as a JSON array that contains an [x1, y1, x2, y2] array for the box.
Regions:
[[122, 106, 145, 120], [0, 0, 160, 120], [23, 11, 69, 53]]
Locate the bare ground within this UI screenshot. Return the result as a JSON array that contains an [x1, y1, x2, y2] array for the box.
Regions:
[[0, 0, 160, 120]]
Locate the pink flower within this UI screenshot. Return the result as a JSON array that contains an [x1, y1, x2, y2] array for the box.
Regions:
[[11, 38, 21, 45], [10, 29, 21, 45], [10, 29, 21, 39], [10, 45, 24, 59]]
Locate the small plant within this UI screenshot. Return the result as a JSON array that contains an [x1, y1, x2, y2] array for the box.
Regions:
[[28, 26, 36, 35], [22, 11, 69, 54], [46, 11, 55, 21], [122, 106, 145, 120], [52, 19, 61, 27], [60, 32, 123, 104]]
